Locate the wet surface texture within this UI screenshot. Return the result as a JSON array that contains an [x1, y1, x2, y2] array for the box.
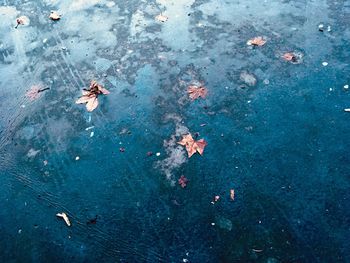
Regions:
[[1, 0, 350, 262]]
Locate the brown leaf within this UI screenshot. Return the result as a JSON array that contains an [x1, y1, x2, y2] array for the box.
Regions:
[[76, 81, 109, 112], [49, 11, 61, 21], [26, 85, 43, 101], [247, 36, 266, 46], [155, 14, 168, 22], [187, 85, 208, 100], [177, 133, 207, 158], [56, 212, 71, 226], [178, 175, 189, 188]]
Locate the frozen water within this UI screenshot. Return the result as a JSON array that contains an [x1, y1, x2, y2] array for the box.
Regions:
[[1, 0, 350, 262]]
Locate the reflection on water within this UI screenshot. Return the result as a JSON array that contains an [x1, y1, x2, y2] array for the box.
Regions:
[[1, 0, 350, 262]]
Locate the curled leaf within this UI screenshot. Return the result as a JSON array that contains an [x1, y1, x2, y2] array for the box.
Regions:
[[230, 189, 235, 201], [247, 36, 266, 46], [187, 85, 208, 100], [56, 212, 71, 226], [177, 133, 207, 158]]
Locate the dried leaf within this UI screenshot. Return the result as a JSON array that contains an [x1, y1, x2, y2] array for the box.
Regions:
[[230, 189, 235, 201], [49, 11, 61, 21], [178, 133, 207, 158], [76, 81, 109, 112], [56, 212, 71, 226], [247, 36, 266, 46], [178, 175, 189, 188], [86, 96, 99, 112], [26, 85, 49, 101], [187, 85, 208, 100], [15, 16, 30, 28], [155, 14, 168, 22]]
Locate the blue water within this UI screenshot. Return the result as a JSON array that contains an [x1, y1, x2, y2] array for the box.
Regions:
[[1, 0, 350, 262]]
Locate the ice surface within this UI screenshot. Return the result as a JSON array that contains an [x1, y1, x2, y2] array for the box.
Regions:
[[1, 0, 350, 262]]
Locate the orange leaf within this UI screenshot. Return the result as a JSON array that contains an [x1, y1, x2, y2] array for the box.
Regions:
[[178, 133, 207, 158], [76, 81, 109, 112], [187, 85, 208, 100]]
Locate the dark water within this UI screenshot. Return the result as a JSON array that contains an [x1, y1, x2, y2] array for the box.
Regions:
[[1, 0, 350, 262]]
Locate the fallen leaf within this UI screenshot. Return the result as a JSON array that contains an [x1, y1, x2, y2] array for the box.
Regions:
[[15, 16, 30, 28], [177, 133, 207, 158], [26, 85, 49, 101], [187, 85, 208, 100], [155, 14, 168, 22], [247, 36, 266, 46], [49, 11, 61, 21], [76, 81, 109, 112], [56, 212, 71, 226], [178, 175, 189, 188], [230, 189, 235, 201]]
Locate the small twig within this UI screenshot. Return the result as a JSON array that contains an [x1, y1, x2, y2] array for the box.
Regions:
[[38, 87, 50, 93]]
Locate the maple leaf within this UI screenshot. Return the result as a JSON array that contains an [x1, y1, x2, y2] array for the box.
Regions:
[[177, 133, 207, 158], [187, 85, 208, 100], [76, 81, 109, 112], [49, 11, 61, 21], [178, 175, 189, 188], [247, 36, 266, 46]]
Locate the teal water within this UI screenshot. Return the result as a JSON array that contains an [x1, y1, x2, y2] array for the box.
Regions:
[[0, 0, 350, 262]]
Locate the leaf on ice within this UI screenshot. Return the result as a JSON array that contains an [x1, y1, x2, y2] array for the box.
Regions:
[[178, 175, 189, 188], [49, 11, 61, 21], [230, 189, 235, 201], [56, 212, 71, 226], [177, 133, 207, 158], [155, 14, 168, 22], [187, 85, 208, 100], [247, 36, 266, 46], [26, 85, 49, 101], [76, 81, 109, 112], [15, 16, 30, 28]]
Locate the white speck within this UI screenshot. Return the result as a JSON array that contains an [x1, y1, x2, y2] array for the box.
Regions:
[[186, 252, 189, 256], [344, 109, 350, 112], [183, 259, 189, 263], [18, 229, 22, 234], [43, 38, 48, 43], [318, 24, 324, 30], [329, 88, 333, 91], [85, 126, 94, 131], [322, 62, 328, 66], [259, 220, 262, 224], [156, 152, 161, 156], [88, 115, 92, 122], [247, 100, 251, 103], [263, 79, 270, 85], [225, 86, 229, 89], [167, 217, 170, 220], [327, 25, 331, 32], [90, 131, 94, 138], [75, 156, 80, 161], [344, 85, 349, 89], [21, 104, 25, 108], [61, 46, 67, 51], [211, 222, 215, 226]]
